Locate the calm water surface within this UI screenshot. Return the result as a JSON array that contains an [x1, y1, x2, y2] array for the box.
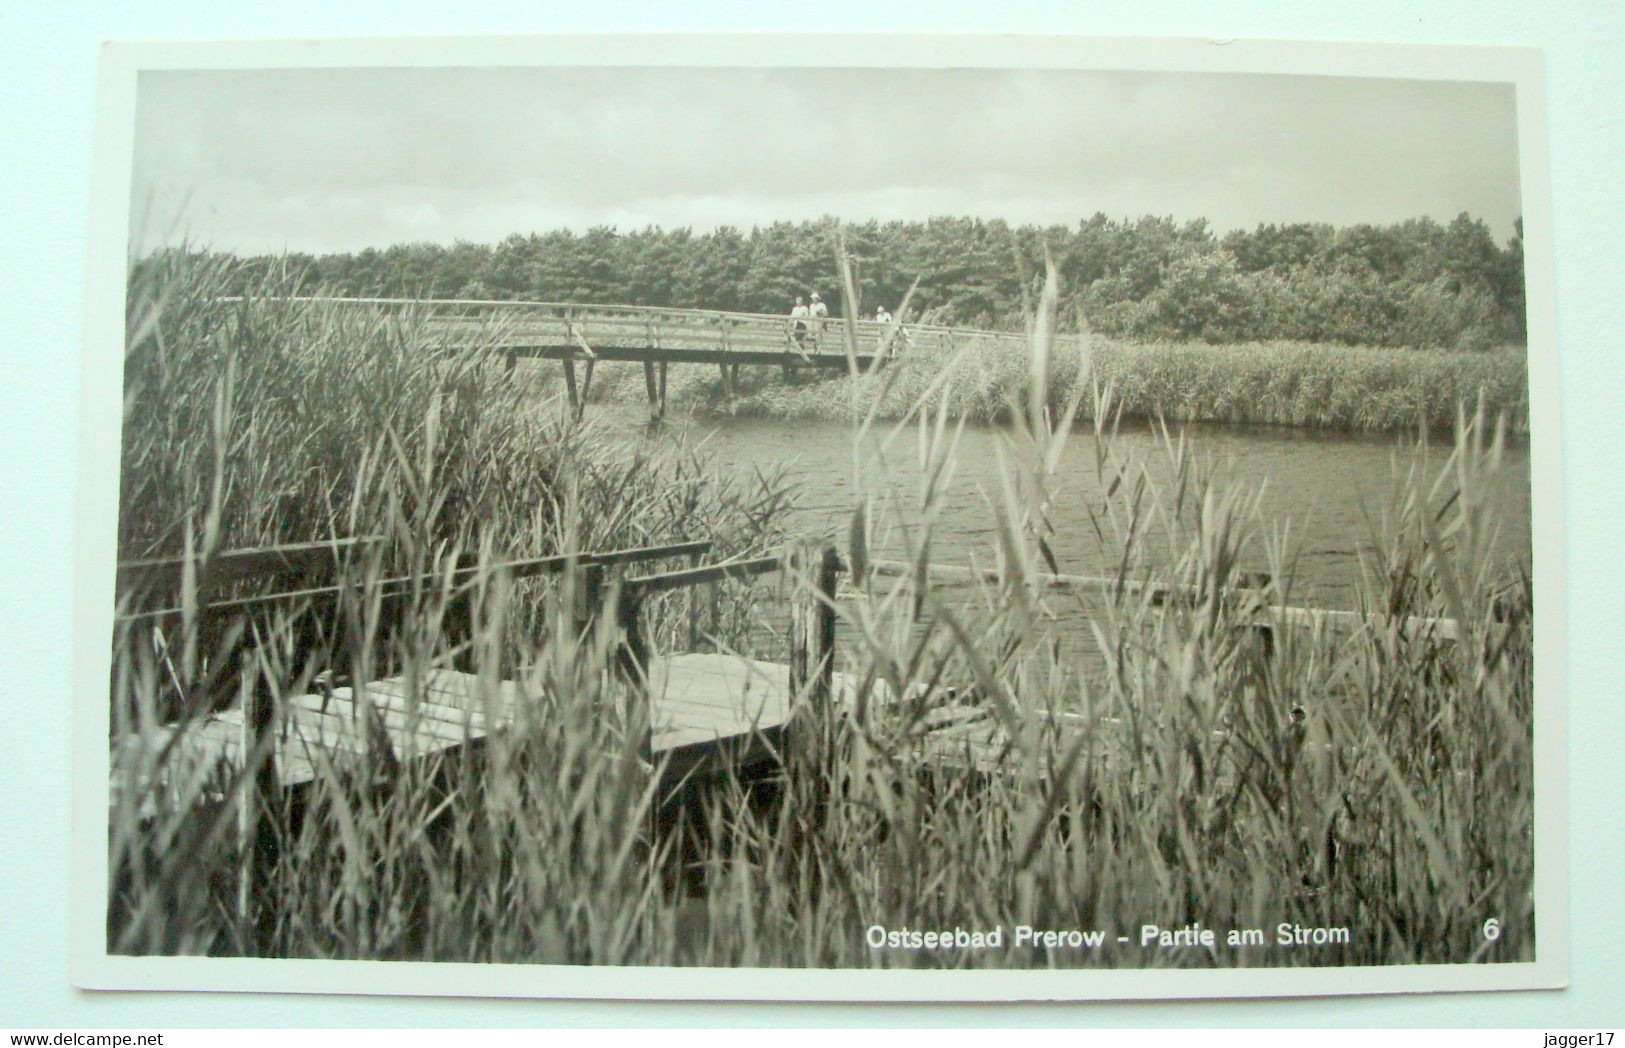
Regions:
[[608, 407, 1532, 610]]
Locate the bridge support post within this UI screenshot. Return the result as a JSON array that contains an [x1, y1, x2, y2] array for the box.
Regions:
[[561, 360, 582, 420], [642, 361, 659, 421], [788, 544, 840, 711], [642, 361, 668, 422], [611, 585, 650, 702]]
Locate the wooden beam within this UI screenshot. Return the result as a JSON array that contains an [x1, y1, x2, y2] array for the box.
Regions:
[[868, 558, 1461, 640], [564, 309, 596, 360], [116, 537, 380, 595], [506, 343, 881, 369], [571, 561, 605, 644], [623, 554, 783, 598], [118, 539, 715, 624], [687, 548, 705, 651]]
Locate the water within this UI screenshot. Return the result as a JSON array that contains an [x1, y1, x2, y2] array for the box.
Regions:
[[606, 407, 1532, 610]]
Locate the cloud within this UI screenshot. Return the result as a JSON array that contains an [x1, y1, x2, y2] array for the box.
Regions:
[[131, 66, 1522, 255]]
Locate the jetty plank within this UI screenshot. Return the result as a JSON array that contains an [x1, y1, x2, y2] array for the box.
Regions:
[[111, 653, 818, 804], [645, 653, 794, 737]]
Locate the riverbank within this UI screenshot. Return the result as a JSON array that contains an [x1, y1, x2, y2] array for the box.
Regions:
[[551, 335, 1528, 433]]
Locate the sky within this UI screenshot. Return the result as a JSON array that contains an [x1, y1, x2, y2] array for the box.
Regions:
[[130, 66, 1524, 256]]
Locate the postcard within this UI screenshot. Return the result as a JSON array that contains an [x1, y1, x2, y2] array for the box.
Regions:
[[72, 34, 1566, 1000]]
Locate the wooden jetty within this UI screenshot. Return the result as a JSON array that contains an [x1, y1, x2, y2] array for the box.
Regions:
[[283, 297, 1082, 420], [109, 530, 1477, 954], [111, 538, 857, 819], [111, 655, 848, 805], [110, 535, 1470, 812], [110, 535, 848, 951]]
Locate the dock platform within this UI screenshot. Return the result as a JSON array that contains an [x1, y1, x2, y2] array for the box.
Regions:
[[107, 649, 1029, 813]]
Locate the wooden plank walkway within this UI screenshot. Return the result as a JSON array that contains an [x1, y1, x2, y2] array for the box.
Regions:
[[110, 654, 893, 810], [255, 296, 1090, 421], [105, 647, 1280, 814]]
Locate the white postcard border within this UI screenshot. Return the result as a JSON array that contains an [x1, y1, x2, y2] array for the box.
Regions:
[[70, 32, 1569, 1002]]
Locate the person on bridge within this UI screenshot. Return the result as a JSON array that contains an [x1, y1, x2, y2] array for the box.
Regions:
[[789, 295, 810, 349], [875, 305, 912, 355], [808, 292, 829, 350]]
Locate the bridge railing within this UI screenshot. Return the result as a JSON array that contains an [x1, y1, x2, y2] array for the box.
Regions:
[[605, 543, 842, 711], [269, 296, 1080, 359]]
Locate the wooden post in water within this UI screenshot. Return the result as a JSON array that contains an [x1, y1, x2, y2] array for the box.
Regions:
[[788, 544, 840, 710], [615, 588, 649, 688], [642, 361, 660, 423]]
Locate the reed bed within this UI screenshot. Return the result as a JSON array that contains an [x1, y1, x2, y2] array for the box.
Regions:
[[555, 333, 1527, 434], [108, 252, 1534, 968], [120, 251, 791, 563]]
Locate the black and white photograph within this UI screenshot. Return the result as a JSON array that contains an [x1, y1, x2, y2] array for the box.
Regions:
[[73, 36, 1565, 1000]]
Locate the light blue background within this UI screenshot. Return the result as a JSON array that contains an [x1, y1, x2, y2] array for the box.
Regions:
[[4, 0, 1621, 1028]]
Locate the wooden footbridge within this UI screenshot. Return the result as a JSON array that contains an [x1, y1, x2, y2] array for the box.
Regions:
[[303, 297, 1074, 420]]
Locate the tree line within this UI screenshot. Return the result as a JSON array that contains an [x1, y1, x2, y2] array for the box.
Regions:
[[189, 212, 1527, 350]]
